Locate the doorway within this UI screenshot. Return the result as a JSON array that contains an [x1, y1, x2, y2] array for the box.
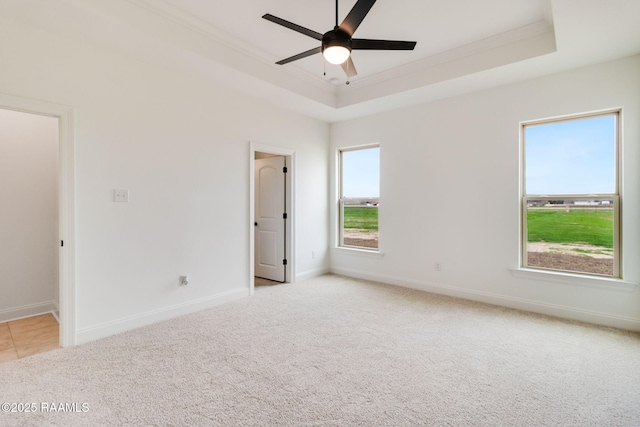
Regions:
[[254, 154, 286, 283], [0, 108, 59, 358], [249, 143, 295, 295], [0, 94, 75, 348]]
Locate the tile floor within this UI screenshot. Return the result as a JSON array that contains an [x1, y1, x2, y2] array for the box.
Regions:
[[0, 313, 59, 364]]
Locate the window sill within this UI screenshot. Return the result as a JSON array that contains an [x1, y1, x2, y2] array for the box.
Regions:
[[509, 267, 637, 291], [332, 246, 385, 259]]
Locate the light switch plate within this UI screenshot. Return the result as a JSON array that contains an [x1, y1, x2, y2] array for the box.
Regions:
[[114, 189, 129, 202]]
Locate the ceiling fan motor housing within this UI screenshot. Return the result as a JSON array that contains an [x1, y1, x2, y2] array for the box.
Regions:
[[322, 28, 352, 54]]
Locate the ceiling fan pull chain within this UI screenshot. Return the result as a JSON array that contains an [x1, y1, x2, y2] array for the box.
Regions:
[[346, 59, 350, 85]]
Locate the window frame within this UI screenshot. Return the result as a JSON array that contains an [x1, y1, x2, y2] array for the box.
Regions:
[[338, 144, 380, 252], [520, 109, 621, 278]]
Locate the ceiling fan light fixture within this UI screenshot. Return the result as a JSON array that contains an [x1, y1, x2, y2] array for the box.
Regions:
[[323, 45, 350, 64]]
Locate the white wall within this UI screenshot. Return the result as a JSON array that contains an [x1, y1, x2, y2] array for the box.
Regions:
[[330, 55, 640, 331], [0, 18, 329, 343], [0, 109, 59, 321], [2, 14, 637, 344]]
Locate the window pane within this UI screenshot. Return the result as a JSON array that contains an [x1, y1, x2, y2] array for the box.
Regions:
[[342, 147, 380, 198], [341, 147, 379, 250], [526, 200, 614, 276], [525, 115, 616, 195], [342, 201, 379, 249]]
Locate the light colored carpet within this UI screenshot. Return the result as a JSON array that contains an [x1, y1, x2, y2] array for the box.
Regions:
[[1, 274, 639, 426]]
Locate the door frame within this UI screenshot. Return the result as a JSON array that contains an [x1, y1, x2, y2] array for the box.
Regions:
[[249, 142, 295, 295], [0, 93, 76, 347]]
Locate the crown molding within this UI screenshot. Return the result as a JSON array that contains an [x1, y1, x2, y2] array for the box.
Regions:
[[336, 20, 556, 108], [126, 0, 336, 93], [342, 20, 555, 91]]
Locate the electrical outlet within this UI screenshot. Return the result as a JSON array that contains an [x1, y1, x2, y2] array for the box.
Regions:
[[312, 250, 316, 259], [179, 275, 189, 286], [435, 262, 442, 272]]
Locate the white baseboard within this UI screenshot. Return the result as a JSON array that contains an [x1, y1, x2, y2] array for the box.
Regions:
[[0, 301, 57, 323], [51, 300, 60, 323], [76, 287, 249, 345], [331, 267, 640, 332], [296, 267, 330, 281]]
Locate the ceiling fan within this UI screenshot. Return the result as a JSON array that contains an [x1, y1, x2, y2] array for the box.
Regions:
[[262, 0, 417, 81]]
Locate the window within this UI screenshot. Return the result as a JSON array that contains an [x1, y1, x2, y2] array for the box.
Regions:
[[339, 145, 380, 250], [521, 111, 620, 277]]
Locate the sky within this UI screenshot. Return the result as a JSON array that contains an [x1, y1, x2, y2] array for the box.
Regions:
[[525, 114, 616, 195], [342, 147, 380, 197], [341, 115, 615, 198]]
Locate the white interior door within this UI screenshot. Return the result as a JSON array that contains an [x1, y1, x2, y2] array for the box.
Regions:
[[254, 156, 286, 282]]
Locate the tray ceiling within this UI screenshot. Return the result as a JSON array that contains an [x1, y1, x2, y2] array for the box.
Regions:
[[1, 0, 640, 122]]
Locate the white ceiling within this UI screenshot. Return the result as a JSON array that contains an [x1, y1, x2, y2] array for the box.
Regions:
[[169, 0, 548, 79], [2, 0, 640, 122]]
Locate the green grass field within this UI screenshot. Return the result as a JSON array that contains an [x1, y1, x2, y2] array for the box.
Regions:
[[344, 206, 379, 230], [527, 209, 613, 248], [344, 206, 612, 248]]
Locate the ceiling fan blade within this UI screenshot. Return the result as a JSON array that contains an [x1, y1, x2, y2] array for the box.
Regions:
[[262, 14, 323, 40], [275, 46, 322, 65], [340, 56, 358, 78], [352, 39, 417, 50], [339, 0, 376, 36]]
